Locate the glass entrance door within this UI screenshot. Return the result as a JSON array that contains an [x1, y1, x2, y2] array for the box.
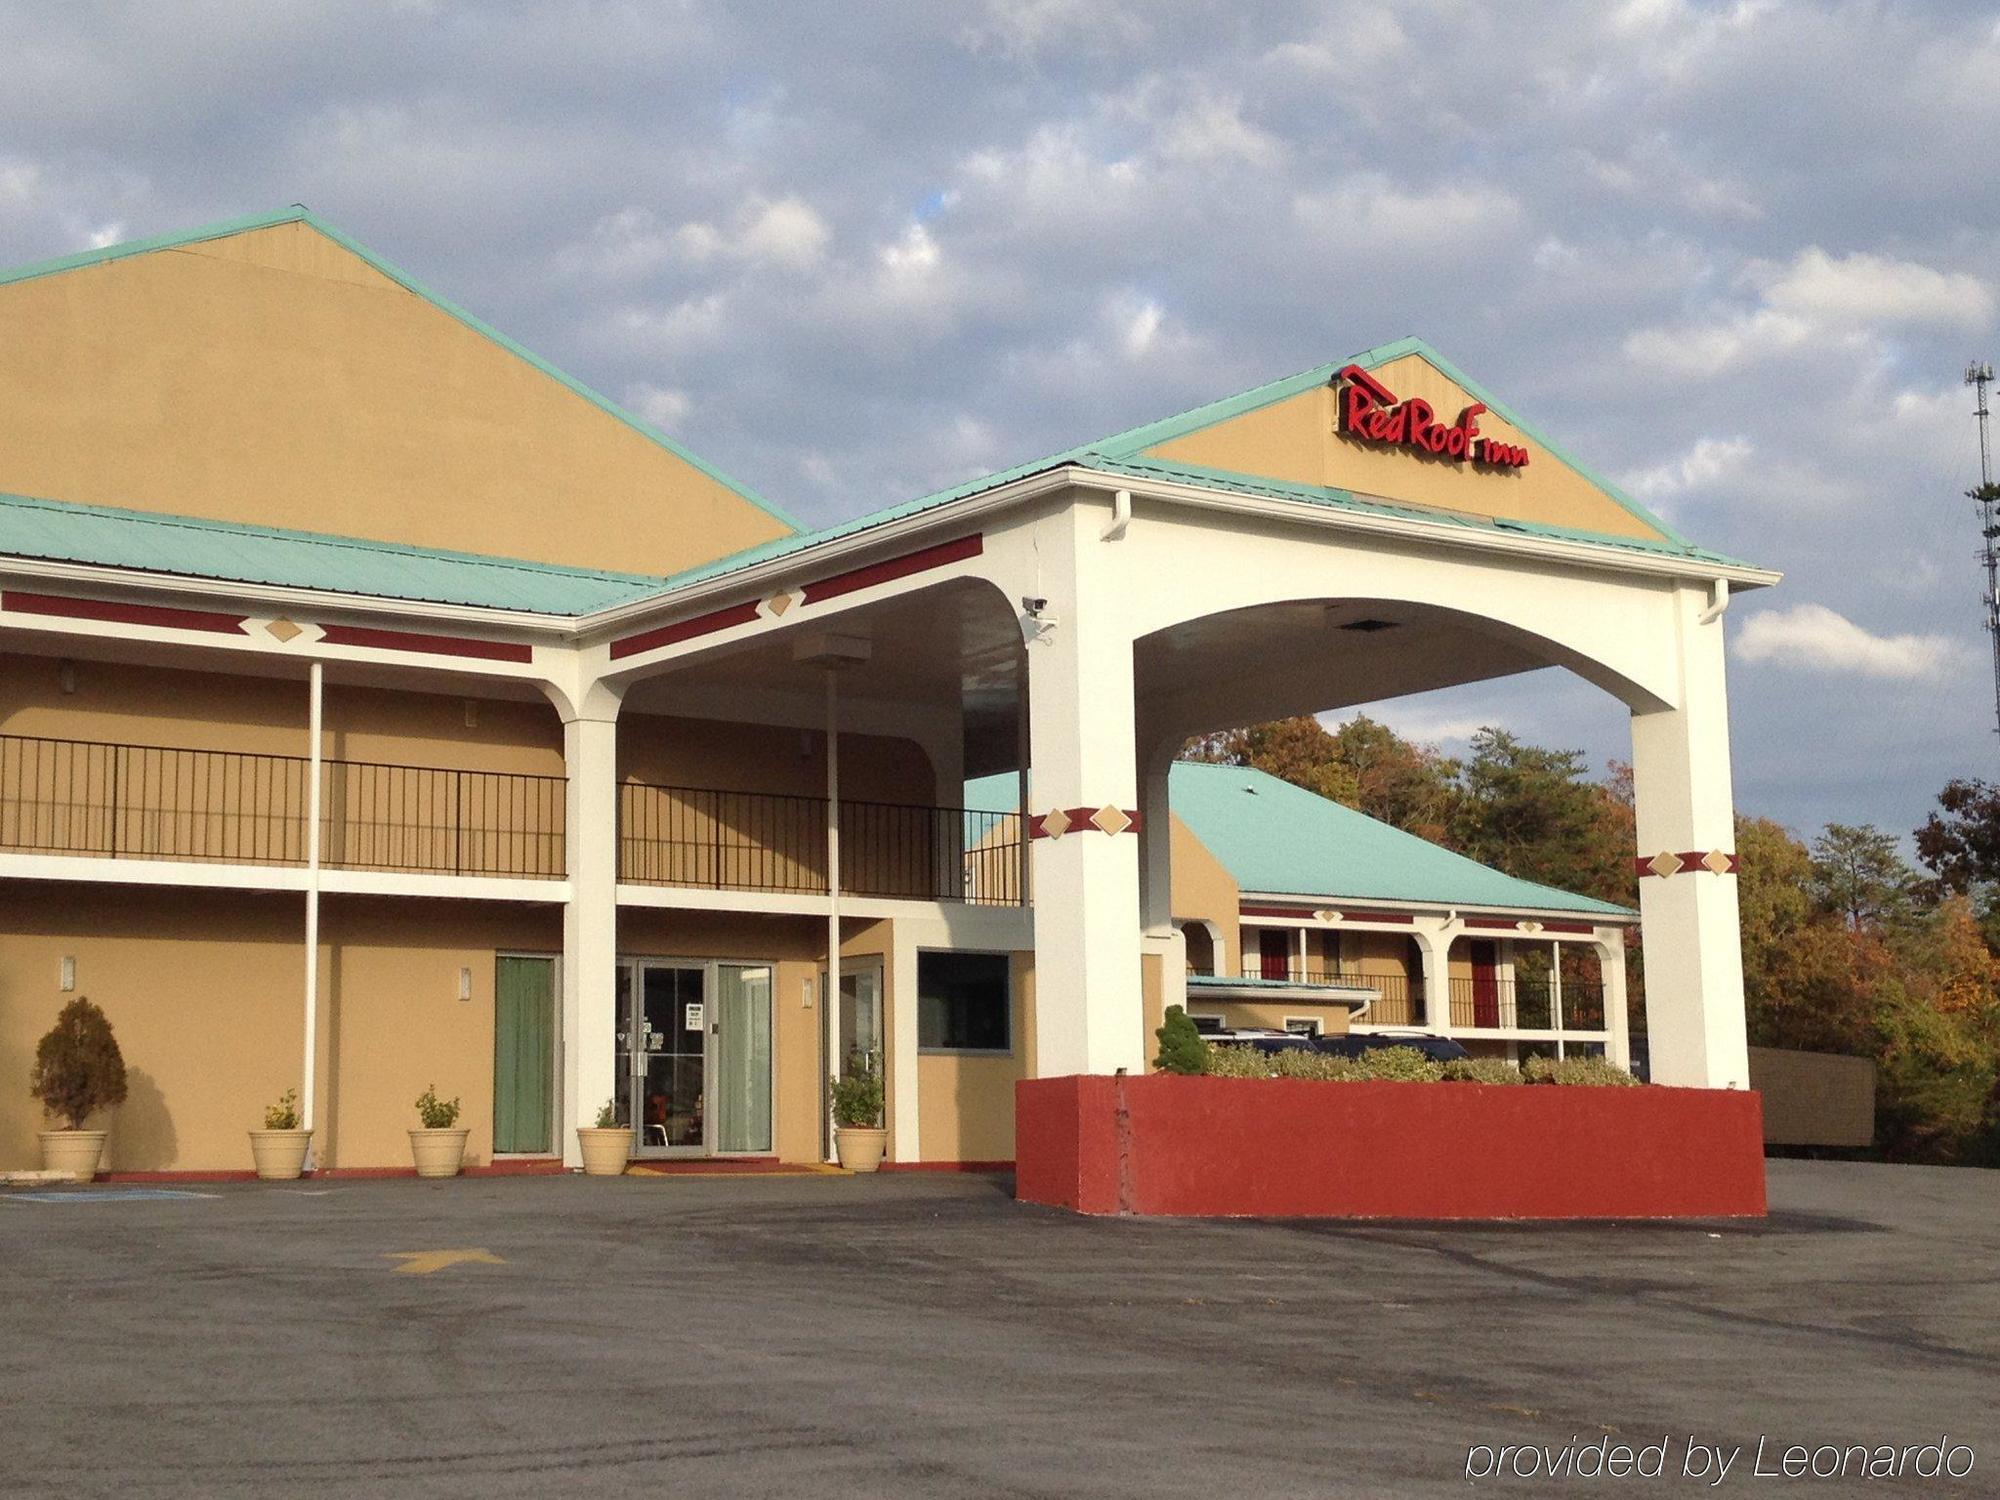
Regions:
[[618, 959, 773, 1157]]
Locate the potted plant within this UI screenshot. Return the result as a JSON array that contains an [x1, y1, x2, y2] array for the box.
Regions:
[[577, 1097, 630, 1177], [248, 1088, 313, 1180], [408, 1085, 468, 1178], [29, 997, 127, 1182], [829, 1052, 886, 1173]]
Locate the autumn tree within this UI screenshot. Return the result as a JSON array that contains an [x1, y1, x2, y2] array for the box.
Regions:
[[1451, 729, 1631, 906], [1808, 823, 1917, 930]]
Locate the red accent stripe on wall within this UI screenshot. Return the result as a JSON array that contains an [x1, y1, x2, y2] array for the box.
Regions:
[[316, 623, 532, 663], [1027, 807, 1143, 839], [609, 600, 761, 661], [1634, 851, 1739, 877], [1239, 904, 1415, 924], [801, 534, 984, 604], [1, 589, 247, 636]]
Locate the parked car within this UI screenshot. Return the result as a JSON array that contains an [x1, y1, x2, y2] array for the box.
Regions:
[[1314, 1032, 1470, 1063]]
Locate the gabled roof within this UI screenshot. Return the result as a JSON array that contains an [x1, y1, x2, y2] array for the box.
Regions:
[[966, 762, 1630, 919], [0, 491, 665, 614], [1167, 762, 1630, 917], [652, 335, 1755, 596], [0, 206, 802, 537]]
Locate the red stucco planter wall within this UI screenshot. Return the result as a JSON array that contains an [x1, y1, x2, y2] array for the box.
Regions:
[[1015, 1074, 1767, 1219]]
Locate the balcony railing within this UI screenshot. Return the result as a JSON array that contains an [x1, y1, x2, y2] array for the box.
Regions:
[[1449, 977, 1607, 1031], [0, 733, 566, 878], [1192, 963, 1424, 1026], [617, 782, 1025, 905]]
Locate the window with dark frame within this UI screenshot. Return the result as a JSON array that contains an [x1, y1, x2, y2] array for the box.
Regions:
[[917, 951, 1011, 1052]]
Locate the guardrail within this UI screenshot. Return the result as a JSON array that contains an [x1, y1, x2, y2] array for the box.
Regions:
[[0, 733, 566, 878], [618, 782, 1025, 905]]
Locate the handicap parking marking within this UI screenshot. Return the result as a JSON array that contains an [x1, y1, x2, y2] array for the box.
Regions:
[[1, 1188, 219, 1204]]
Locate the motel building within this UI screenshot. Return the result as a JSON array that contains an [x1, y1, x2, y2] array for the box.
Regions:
[[0, 209, 1773, 1176]]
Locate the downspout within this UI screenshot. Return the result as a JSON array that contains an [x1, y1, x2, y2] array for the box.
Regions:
[[1697, 577, 1730, 625], [1100, 488, 1132, 542], [302, 660, 323, 1160]]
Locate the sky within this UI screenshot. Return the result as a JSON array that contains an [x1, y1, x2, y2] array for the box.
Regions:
[[0, 0, 1992, 846]]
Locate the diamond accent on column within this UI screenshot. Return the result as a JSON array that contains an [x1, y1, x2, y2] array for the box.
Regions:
[[1701, 849, 1733, 875], [1089, 804, 1131, 836], [1314, 909, 1342, 923], [1647, 851, 1683, 879], [762, 590, 800, 618], [1519, 921, 1544, 934], [265, 619, 303, 643], [1040, 808, 1071, 839]]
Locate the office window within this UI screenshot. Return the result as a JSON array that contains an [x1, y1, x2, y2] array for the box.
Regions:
[[1283, 1016, 1322, 1036], [918, 951, 1011, 1052]]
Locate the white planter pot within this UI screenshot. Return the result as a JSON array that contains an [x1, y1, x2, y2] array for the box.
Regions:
[[835, 1126, 887, 1173], [38, 1130, 107, 1183], [248, 1128, 313, 1181], [576, 1127, 630, 1177], [408, 1127, 470, 1179]]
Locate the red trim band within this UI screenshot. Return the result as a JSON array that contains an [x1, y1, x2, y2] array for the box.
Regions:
[[2, 589, 247, 636], [1635, 850, 1740, 878], [1239, 904, 1415, 924], [316, 623, 532, 663], [1028, 806, 1143, 838], [609, 600, 761, 661], [801, 534, 983, 604]]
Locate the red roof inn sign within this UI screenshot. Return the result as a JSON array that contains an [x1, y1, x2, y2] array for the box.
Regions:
[[1333, 364, 1529, 469]]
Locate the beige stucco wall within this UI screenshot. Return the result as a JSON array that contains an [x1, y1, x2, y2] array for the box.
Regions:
[[0, 220, 790, 575], [1180, 999, 1355, 1036], [915, 951, 1033, 1162], [0, 883, 562, 1173], [1144, 352, 1663, 543], [1169, 812, 1241, 973]]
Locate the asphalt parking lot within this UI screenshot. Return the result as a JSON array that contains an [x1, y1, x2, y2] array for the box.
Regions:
[[2, 1159, 1996, 1498]]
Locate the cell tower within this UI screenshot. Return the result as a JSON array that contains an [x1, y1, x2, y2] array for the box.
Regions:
[[1967, 361, 2000, 738]]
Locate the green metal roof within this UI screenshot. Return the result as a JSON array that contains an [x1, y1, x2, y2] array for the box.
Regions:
[[0, 491, 667, 614], [0, 206, 802, 537], [965, 762, 1630, 918]]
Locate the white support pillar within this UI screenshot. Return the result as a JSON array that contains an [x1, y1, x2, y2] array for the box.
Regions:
[[824, 668, 841, 1163], [301, 661, 323, 1152], [1414, 919, 1455, 1038], [1025, 514, 1144, 1078], [561, 705, 621, 1167], [887, 919, 920, 1163], [1550, 939, 1565, 1061], [1599, 932, 1632, 1071], [1630, 584, 1750, 1089]]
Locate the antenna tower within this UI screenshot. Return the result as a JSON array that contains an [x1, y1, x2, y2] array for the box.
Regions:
[[1967, 360, 2000, 737]]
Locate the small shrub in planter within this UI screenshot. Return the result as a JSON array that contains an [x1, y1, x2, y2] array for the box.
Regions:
[[830, 1053, 887, 1173], [1153, 1006, 1208, 1075], [249, 1087, 313, 1181], [29, 997, 127, 1180], [1442, 1057, 1526, 1085], [1523, 1055, 1641, 1087], [408, 1084, 469, 1178], [576, 1096, 630, 1177]]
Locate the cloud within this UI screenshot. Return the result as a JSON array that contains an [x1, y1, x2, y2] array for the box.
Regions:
[[1735, 604, 1959, 680], [1624, 247, 1995, 375], [1622, 436, 1753, 502]]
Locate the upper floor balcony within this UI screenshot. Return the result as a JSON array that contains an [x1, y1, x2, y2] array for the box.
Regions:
[[0, 731, 1023, 906]]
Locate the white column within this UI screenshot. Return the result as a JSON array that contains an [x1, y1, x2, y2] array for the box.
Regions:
[[1630, 585, 1750, 1089], [1550, 940, 1565, 1060], [1599, 931, 1632, 1071], [301, 661, 324, 1151], [824, 669, 841, 1163], [561, 708, 621, 1167], [1026, 517, 1144, 1077], [1414, 920, 1454, 1037]]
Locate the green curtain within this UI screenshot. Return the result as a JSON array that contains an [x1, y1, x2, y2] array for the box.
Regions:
[[492, 957, 554, 1153]]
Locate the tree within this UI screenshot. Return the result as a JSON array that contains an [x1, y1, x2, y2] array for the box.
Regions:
[[29, 997, 128, 1131], [1182, 714, 1459, 841], [1451, 728, 1630, 905], [1808, 823, 1916, 930], [1915, 778, 2000, 894]]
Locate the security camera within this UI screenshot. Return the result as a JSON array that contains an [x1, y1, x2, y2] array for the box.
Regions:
[[1021, 596, 1049, 617]]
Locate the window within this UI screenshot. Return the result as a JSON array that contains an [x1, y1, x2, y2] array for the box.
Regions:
[[1283, 1016, 1322, 1037], [917, 951, 1011, 1052], [1188, 1013, 1226, 1035]]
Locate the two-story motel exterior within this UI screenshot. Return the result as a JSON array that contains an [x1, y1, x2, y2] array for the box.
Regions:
[[0, 209, 1775, 1174]]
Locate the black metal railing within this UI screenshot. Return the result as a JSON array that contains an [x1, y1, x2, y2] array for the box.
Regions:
[[1190, 962, 1424, 1027], [1449, 977, 1606, 1031], [0, 733, 565, 878], [617, 782, 1025, 905]]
